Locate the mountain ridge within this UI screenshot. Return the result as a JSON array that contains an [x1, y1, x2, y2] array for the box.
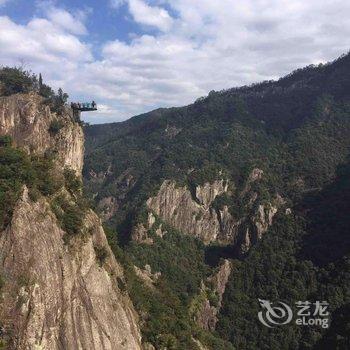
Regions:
[[83, 52, 350, 349]]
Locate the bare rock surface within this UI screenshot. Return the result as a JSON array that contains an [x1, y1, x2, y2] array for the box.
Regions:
[[0, 93, 142, 350], [0, 93, 84, 174], [146, 175, 282, 249], [0, 189, 141, 350], [146, 180, 232, 244], [193, 260, 232, 331]]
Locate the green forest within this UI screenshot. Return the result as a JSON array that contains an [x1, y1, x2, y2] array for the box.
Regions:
[[1, 53, 349, 349], [84, 53, 350, 349]]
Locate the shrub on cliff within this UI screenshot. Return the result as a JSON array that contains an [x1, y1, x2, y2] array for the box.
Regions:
[[49, 120, 64, 135], [0, 136, 12, 147], [0, 141, 32, 230], [51, 194, 87, 238], [64, 168, 82, 194], [62, 204, 84, 235], [0, 136, 65, 231], [48, 88, 69, 114], [0, 66, 69, 115], [0, 67, 37, 96]]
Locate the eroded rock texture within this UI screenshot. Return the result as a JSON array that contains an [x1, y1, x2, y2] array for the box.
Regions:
[[0, 189, 141, 350], [0, 93, 142, 350], [0, 93, 84, 174], [146, 180, 232, 244], [193, 260, 232, 331], [146, 175, 282, 251]]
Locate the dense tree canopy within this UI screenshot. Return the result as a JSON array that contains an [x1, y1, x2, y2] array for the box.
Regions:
[[84, 53, 350, 349]]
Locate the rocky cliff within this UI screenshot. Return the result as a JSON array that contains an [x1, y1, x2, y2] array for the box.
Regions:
[[145, 173, 282, 252], [0, 93, 142, 350], [146, 180, 233, 245], [0, 93, 84, 174], [192, 260, 232, 331]]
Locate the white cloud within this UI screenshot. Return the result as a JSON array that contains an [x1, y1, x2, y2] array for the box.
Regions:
[[90, 0, 348, 123], [128, 0, 173, 32], [45, 7, 87, 35], [1, 1, 350, 124], [36, 2, 89, 35], [110, 0, 173, 32], [0, 16, 91, 65]]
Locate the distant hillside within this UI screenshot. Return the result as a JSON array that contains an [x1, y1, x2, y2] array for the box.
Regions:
[[84, 52, 350, 349], [86, 51, 350, 144]]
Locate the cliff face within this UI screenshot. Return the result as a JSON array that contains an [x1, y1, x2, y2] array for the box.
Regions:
[[0, 93, 84, 174], [192, 260, 232, 331], [0, 94, 142, 350], [145, 174, 282, 252], [146, 180, 234, 245]]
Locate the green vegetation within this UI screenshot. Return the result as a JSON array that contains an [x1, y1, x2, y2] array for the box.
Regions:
[[0, 134, 85, 240], [49, 119, 64, 135], [0, 66, 37, 96], [64, 168, 82, 194], [0, 136, 59, 230], [48, 170, 87, 238], [84, 53, 350, 349], [105, 224, 233, 349], [217, 162, 350, 349], [0, 135, 12, 147], [94, 246, 108, 266], [0, 66, 69, 113], [51, 195, 85, 237]]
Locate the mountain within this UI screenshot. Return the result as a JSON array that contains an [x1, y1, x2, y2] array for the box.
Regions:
[[0, 91, 142, 349], [84, 52, 350, 349]]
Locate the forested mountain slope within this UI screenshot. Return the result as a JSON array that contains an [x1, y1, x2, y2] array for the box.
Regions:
[[84, 52, 350, 349]]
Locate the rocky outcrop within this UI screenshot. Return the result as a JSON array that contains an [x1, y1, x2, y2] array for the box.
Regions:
[[241, 194, 285, 252], [133, 264, 161, 289], [195, 180, 228, 208], [192, 260, 232, 331], [0, 93, 84, 174], [145, 170, 284, 251], [131, 212, 159, 245], [146, 180, 233, 244], [164, 125, 182, 138], [254, 203, 278, 239], [0, 188, 141, 350], [0, 93, 142, 349], [97, 196, 119, 221]]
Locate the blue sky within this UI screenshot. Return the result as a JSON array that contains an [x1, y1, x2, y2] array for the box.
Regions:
[[0, 0, 349, 124]]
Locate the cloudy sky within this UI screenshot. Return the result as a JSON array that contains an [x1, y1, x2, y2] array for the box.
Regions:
[[0, 0, 349, 123]]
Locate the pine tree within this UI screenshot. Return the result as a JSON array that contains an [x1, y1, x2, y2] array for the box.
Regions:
[[39, 73, 43, 94]]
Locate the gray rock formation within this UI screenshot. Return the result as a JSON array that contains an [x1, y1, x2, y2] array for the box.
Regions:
[[195, 180, 228, 208], [192, 260, 232, 331], [146, 175, 283, 250], [131, 212, 159, 245], [133, 264, 161, 289], [146, 180, 233, 244], [0, 93, 142, 350], [0, 93, 84, 174], [0, 189, 141, 350]]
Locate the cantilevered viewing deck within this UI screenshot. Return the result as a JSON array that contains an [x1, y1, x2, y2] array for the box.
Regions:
[[71, 102, 97, 112]]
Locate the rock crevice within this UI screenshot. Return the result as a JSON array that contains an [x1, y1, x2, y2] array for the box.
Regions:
[[0, 93, 142, 350]]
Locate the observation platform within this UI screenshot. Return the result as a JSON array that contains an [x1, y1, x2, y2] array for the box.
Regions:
[[71, 102, 97, 112]]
